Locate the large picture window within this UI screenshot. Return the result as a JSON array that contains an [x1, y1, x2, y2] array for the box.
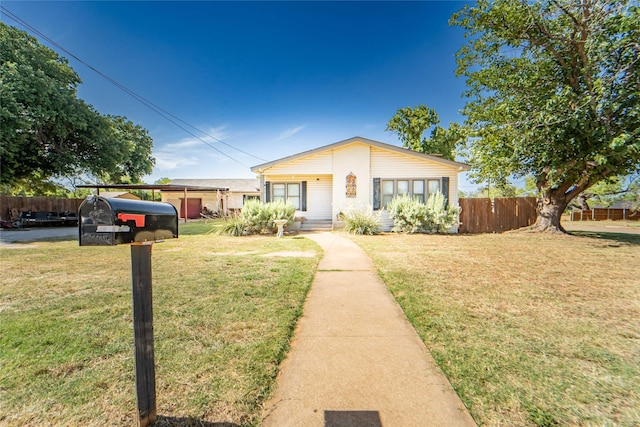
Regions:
[[271, 183, 301, 209], [379, 178, 441, 208]]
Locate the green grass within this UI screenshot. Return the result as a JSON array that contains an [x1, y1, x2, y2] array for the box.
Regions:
[[0, 222, 321, 426], [350, 231, 640, 427]]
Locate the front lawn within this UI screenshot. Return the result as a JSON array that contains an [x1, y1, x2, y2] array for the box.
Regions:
[[351, 231, 640, 427], [0, 223, 320, 426]]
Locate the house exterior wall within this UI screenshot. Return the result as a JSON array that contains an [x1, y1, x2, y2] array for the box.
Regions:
[[255, 138, 467, 232], [332, 143, 371, 219], [370, 147, 460, 205], [263, 151, 333, 175], [307, 176, 333, 220], [262, 174, 333, 220], [370, 147, 461, 231]]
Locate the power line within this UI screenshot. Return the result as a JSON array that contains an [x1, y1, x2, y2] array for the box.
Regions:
[[1, 6, 267, 168]]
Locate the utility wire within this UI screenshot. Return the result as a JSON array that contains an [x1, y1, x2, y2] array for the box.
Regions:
[[1, 6, 267, 167]]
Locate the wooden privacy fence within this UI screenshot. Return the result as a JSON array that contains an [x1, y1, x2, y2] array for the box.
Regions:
[[459, 197, 538, 234], [569, 208, 640, 221], [0, 195, 85, 220]]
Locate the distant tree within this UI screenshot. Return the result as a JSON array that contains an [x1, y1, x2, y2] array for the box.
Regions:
[[154, 177, 172, 185], [473, 182, 518, 199], [572, 174, 640, 210], [90, 115, 155, 184], [2, 174, 70, 197], [515, 176, 540, 198], [386, 105, 462, 161], [0, 23, 154, 191], [452, 0, 640, 232]]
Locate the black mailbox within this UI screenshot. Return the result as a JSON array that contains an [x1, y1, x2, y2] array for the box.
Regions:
[[79, 195, 178, 246]]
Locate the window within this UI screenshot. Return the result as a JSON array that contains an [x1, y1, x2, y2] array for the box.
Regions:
[[287, 183, 300, 209], [271, 183, 301, 209], [382, 180, 395, 207], [377, 178, 441, 208], [413, 180, 425, 203], [272, 183, 286, 203], [397, 180, 409, 196], [428, 179, 440, 196]]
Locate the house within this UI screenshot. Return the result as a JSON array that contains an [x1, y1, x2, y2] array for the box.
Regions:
[[251, 136, 470, 231], [160, 179, 260, 218], [99, 191, 141, 200]]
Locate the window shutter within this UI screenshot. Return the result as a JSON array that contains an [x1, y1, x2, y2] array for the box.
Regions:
[[301, 181, 307, 211], [373, 178, 381, 210], [265, 181, 270, 203], [441, 177, 449, 208]]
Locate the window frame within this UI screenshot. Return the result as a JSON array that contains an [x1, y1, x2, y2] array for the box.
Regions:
[[378, 178, 442, 208], [270, 182, 302, 210]]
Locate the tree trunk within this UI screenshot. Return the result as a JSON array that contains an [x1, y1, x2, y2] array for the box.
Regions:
[[533, 192, 568, 233], [575, 193, 590, 211]]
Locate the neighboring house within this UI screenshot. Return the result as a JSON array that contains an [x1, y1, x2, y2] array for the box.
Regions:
[[610, 201, 636, 210], [161, 179, 260, 218], [99, 191, 141, 200], [251, 136, 470, 231]]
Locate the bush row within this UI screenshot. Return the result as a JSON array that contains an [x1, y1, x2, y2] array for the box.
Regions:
[[218, 199, 295, 236], [219, 191, 459, 236], [386, 192, 460, 234]]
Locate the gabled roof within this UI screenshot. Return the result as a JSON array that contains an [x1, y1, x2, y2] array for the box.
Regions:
[[251, 136, 470, 173], [99, 191, 141, 200], [168, 179, 260, 193]]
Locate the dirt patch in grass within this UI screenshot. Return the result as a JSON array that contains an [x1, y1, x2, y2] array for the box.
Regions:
[[261, 251, 318, 258], [351, 231, 640, 427], [0, 242, 38, 249]]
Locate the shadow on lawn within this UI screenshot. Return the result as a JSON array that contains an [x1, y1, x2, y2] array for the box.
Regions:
[[153, 416, 241, 427], [569, 230, 640, 246]]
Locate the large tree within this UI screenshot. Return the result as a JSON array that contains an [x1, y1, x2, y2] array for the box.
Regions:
[[386, 105, 463, 161], [452, 0, 640, 231], [0, 23, 154, 190]]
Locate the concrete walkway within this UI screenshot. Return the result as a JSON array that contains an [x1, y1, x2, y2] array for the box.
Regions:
[[262, 232, 477, 427]]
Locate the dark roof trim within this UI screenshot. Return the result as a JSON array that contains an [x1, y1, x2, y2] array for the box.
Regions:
[[251, 136, 470, 173], [76, 184, 229, 192]]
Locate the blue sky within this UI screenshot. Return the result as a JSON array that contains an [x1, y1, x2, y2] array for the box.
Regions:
[[3, 1, 478, 191]]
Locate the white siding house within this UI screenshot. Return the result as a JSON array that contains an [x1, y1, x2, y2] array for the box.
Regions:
[[251, 137, 470, 231]]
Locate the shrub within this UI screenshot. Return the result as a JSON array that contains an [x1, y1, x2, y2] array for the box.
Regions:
[[268, 201, 296, 229], [219, 200, 296, 235], [217, 216, 248, 236], [388, 191, 460, 234], [425, 191, 460, 233], [342, 205, 381, 235], [241, 199, 272, 234], [387, 194, 428, 233]]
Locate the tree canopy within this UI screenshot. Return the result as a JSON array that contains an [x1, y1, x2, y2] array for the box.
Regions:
[[452, 0, 640, 231], [386, 105, 463, 161], [0, 23, 154, 192]]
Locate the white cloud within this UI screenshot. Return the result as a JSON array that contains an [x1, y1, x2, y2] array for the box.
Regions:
[[201, 124, 230, 142], [153, 151, 200, 171], [165, 138, 203, 149], [274, 124, 307, 142], [163, 123, 231, 149]]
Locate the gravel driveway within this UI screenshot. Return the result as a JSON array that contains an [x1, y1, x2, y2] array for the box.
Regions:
[[0, 226, 78, 245]]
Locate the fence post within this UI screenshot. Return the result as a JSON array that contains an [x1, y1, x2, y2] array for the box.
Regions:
[[130, 243, 157, 427]]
